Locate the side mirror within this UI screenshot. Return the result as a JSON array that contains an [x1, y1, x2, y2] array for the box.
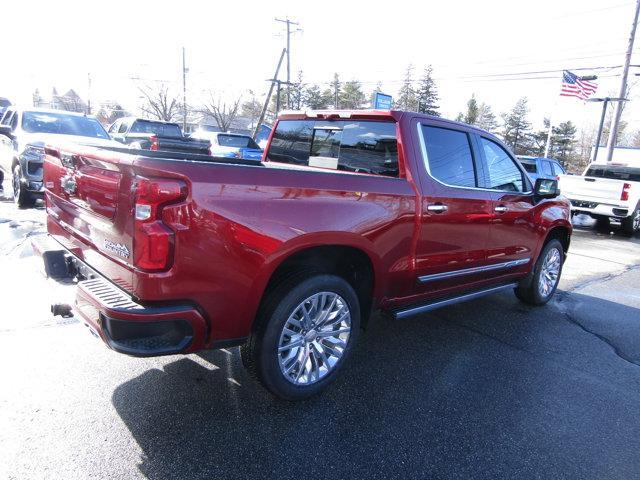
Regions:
[[0, 125, 13, 139], [534, 177, 560, 201]]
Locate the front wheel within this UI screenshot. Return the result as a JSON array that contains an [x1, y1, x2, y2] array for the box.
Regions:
[[13, 165, 34, 208], [241, 274, 360, 400], [515, 239, 564, 305]]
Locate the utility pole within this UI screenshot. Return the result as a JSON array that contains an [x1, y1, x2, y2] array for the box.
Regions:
[[275, 17, 300, 109], [253, 48, 287, 140], [605, 0, 640, 163], [182, 47, 188, 132]]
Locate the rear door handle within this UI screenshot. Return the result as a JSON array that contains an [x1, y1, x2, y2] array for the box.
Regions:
[[494, 205, 508, 213], [427, 203, 448, 213]]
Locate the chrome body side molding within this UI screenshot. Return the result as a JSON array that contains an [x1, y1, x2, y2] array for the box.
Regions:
[[418, 258, 530, 284]]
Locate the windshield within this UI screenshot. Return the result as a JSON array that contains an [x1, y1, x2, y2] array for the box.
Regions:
[[21, 111, 109, 138], [217, 134, 260, 149], [130, 120, 183, 137]]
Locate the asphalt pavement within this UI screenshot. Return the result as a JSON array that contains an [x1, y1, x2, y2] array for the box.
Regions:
[[1, 186, 640, 479]]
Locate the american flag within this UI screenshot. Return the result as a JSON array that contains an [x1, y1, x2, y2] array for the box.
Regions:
[[560, 70, 597, 100]]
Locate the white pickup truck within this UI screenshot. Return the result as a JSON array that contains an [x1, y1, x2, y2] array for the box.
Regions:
[[559, 163, 640, 234]]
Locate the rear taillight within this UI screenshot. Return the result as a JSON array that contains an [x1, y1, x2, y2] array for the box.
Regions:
[[621, 182, 631, 201], [133, 177, 187, 271], [150, 135, 159, 151]]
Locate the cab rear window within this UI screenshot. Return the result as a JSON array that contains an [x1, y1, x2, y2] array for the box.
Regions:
[[266, 119, 399, 177], [586, 166, 640, 181]]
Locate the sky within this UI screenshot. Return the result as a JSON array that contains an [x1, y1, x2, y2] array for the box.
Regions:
[[2, 0, 640, 134]]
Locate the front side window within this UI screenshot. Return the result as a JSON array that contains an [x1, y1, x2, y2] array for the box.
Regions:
[[421, 125, 476, 188], [1, 110, 13, 126], [480, 137, 525, 192], [267, 119, 398, 177]]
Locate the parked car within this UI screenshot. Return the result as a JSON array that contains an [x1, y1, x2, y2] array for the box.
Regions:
[[108, 117, 210, 155], [191, 130, 263, 161], [517, 156, 566, 181], [0, 108, 119, 207], [39, 109, 571, 400], [559, 162, 640, 233]]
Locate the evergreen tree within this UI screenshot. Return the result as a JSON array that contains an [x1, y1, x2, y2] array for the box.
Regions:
[[500, 97, 531, 154], [290, 71, 305, 110], [396, 65, 417, 111], [416, 66, 439, 116], [329, 73, 341, 108], [552, 121, 577, 165], [463, 94, 479, 125], [476, 102, 498, 132], [528, 118, 551, 157], [304, 84, 327, 109], [339, 80, 366, 109]]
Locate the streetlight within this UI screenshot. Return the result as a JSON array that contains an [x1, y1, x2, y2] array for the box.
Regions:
[[586, 97, 627, 162]]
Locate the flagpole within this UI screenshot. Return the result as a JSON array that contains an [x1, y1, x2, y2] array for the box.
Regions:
[[544, 118, 553, 158]]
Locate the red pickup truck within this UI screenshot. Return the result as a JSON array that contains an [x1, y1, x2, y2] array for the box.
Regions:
[[40, 110, 571, 400]]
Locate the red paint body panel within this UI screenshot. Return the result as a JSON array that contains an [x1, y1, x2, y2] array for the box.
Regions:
[[43, 110, 572, 352]]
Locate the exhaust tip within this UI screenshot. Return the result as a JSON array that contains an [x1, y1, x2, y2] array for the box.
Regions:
[[51, 303, 73, 318]]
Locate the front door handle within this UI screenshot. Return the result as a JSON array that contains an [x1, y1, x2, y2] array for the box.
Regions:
[[427, 203, 448, 213], [494, 205, 508, 213]]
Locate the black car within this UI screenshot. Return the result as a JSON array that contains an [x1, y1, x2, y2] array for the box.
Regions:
[[108, 117, 210, 155], [0, 108, 120, 207]]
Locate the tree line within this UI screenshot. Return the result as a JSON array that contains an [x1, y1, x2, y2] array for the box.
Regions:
[[34, 64, 638, 171]]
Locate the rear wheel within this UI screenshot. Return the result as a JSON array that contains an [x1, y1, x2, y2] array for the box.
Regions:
[[515, 239, 564, 305], [13, 165, 34, 208], [621, 205, 640, 235], [241, 274, 360, 400]]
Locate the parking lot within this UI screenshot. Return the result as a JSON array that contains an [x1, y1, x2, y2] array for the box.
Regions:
[[1, 180, 640, 479]]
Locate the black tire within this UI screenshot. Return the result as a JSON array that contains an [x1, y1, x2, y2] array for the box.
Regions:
[[621, 205, 640, 235], [515, 239, 564, 306], [13, 164, 34, 208], [241, 273, 360, 401]]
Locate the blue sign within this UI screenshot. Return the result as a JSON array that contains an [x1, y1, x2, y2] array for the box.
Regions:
[[373, 92, 393, 110]]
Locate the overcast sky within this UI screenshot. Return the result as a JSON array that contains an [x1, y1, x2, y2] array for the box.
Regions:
[[2, 0, 640, 132]]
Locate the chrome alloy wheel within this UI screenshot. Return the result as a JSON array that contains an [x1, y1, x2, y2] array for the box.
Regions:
[[633, 209, 640, 231], [538, 247, 561, 298], [277, 292, 351, 386]]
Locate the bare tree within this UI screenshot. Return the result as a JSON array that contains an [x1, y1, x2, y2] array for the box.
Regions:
[[138, 84, 182, 122], [199, 93, 242, 131]]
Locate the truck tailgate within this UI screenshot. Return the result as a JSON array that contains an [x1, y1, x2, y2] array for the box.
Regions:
[[559, 174, 623, 202], [44, 145, 136, 292]]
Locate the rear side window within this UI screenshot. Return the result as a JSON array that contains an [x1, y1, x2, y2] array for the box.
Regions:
[[267, 120, 398, 177], [521, 161, 537, 173], [551, 162, 565, 175], [218, 134, 260, 149], [480, 137, 525, 192], [420, 125, 477, 188], [541, 161, 553, 176]]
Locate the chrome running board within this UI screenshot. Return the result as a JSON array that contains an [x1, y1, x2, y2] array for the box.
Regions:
[[392, 283, 518, 320]]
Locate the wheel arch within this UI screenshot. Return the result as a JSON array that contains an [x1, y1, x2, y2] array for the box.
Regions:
[[252, 237, 382, 331]]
